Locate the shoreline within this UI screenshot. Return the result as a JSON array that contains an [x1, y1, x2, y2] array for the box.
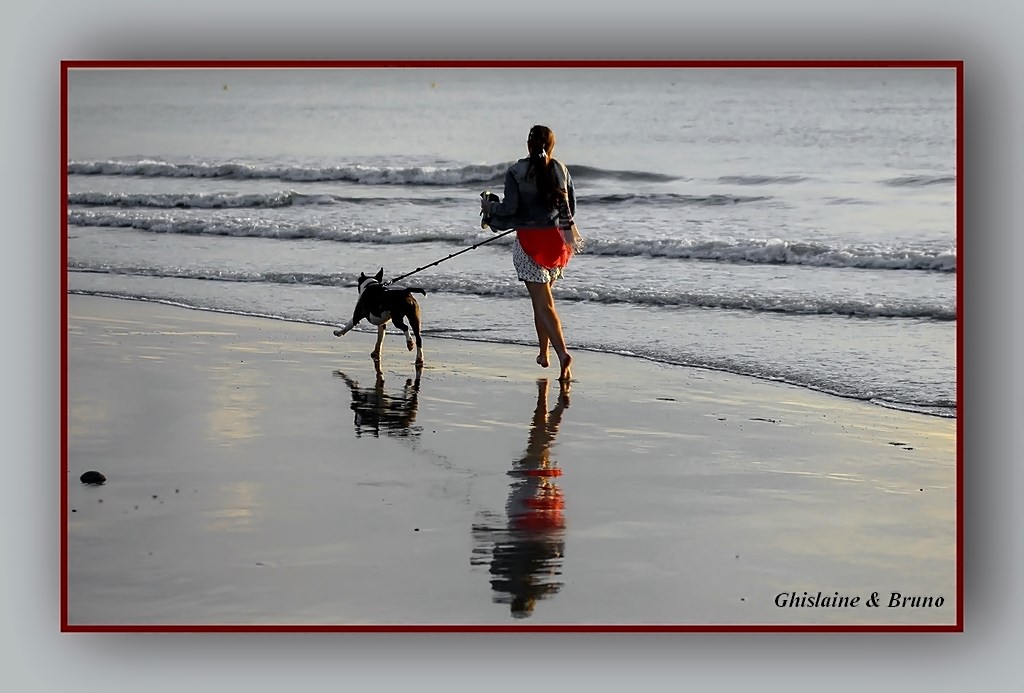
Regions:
[[67, 290, 956, 420], [64, 293, 958, 628]]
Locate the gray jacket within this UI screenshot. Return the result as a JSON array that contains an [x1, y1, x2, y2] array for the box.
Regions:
[[484, 157, 576, 230]]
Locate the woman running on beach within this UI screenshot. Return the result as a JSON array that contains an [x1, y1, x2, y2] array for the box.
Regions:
[[481, 124, 582, 382]]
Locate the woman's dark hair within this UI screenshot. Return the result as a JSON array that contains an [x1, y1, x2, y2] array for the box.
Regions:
[[526, 125, 560, 209]]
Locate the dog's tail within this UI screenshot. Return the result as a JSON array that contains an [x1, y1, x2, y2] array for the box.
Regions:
[[387, 285, 426, 296]]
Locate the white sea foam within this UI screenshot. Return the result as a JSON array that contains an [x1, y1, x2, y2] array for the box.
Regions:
[[67, 209, 956, 272], [66, 261, 955, 320]]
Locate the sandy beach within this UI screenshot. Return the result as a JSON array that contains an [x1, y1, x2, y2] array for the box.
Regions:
[[64, 294, 957, 628]]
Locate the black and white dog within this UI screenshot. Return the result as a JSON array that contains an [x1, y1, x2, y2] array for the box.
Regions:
[[333, 268, 426, 365]]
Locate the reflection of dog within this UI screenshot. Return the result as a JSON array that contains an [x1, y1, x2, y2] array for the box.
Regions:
[[333, 268, 426, 365], [334, 367, 422, 439]]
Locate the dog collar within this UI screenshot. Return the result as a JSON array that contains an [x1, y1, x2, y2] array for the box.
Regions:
[[357, 278, 380, 296]]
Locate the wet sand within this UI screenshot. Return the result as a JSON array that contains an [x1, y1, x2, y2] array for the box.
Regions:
[[65, 294, 957, 628]]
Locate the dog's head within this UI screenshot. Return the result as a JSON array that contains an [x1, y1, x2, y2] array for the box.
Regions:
[[357, 268, 385, 294]]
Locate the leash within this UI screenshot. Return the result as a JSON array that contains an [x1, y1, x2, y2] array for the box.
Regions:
[[383, 228, 516, 286]]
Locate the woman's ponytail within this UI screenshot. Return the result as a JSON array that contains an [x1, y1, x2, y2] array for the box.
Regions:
[[527, 125, 559, 209]]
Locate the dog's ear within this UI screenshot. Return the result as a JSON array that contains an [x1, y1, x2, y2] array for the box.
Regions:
[[375, 268, 384, 282], [359, 272, 366, 281]]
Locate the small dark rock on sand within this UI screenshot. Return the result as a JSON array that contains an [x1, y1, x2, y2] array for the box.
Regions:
[[80, 471, 106, 485]]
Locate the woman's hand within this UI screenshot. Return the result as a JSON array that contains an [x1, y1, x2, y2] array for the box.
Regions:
[[480, 191, 501, 230], [480, 191, 499, 213]]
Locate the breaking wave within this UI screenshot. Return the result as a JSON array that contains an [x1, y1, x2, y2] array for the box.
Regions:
[[67, 261, 955, 320], [66, 158, 681, 185], [67, 189, 771, 210], [68, 209, 956, 272]]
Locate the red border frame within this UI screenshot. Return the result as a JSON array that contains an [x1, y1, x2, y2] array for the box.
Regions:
[[60, 59, 963, 634], [60, 63, 70, 632]]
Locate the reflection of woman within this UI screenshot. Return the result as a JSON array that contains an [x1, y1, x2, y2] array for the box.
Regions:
[[481, 125, 581, 382], [476, 378, 570, 619]]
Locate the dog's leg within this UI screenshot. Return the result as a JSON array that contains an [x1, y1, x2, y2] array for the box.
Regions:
[[391, 314, 416, 354], [333, 318, 356, 337], [407, 305, 425, 366], [371, 324, 386, 360]]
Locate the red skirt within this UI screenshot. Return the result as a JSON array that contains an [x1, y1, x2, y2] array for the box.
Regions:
[[516, 227, 573, 270]]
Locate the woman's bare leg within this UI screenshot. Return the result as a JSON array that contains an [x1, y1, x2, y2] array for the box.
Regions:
[[526, 281, 552, 367], [526, 281, 572, 381], [534, 309, 550, 367]]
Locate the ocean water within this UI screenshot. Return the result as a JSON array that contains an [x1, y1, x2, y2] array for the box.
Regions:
[[65, 66, 957, 418]]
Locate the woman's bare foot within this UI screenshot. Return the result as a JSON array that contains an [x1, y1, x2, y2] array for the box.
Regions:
[[558, 352, 573, 381], [537, 351, 550, 368]]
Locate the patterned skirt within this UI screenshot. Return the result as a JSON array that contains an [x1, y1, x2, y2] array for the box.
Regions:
[[512, 227, 570, 284]]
